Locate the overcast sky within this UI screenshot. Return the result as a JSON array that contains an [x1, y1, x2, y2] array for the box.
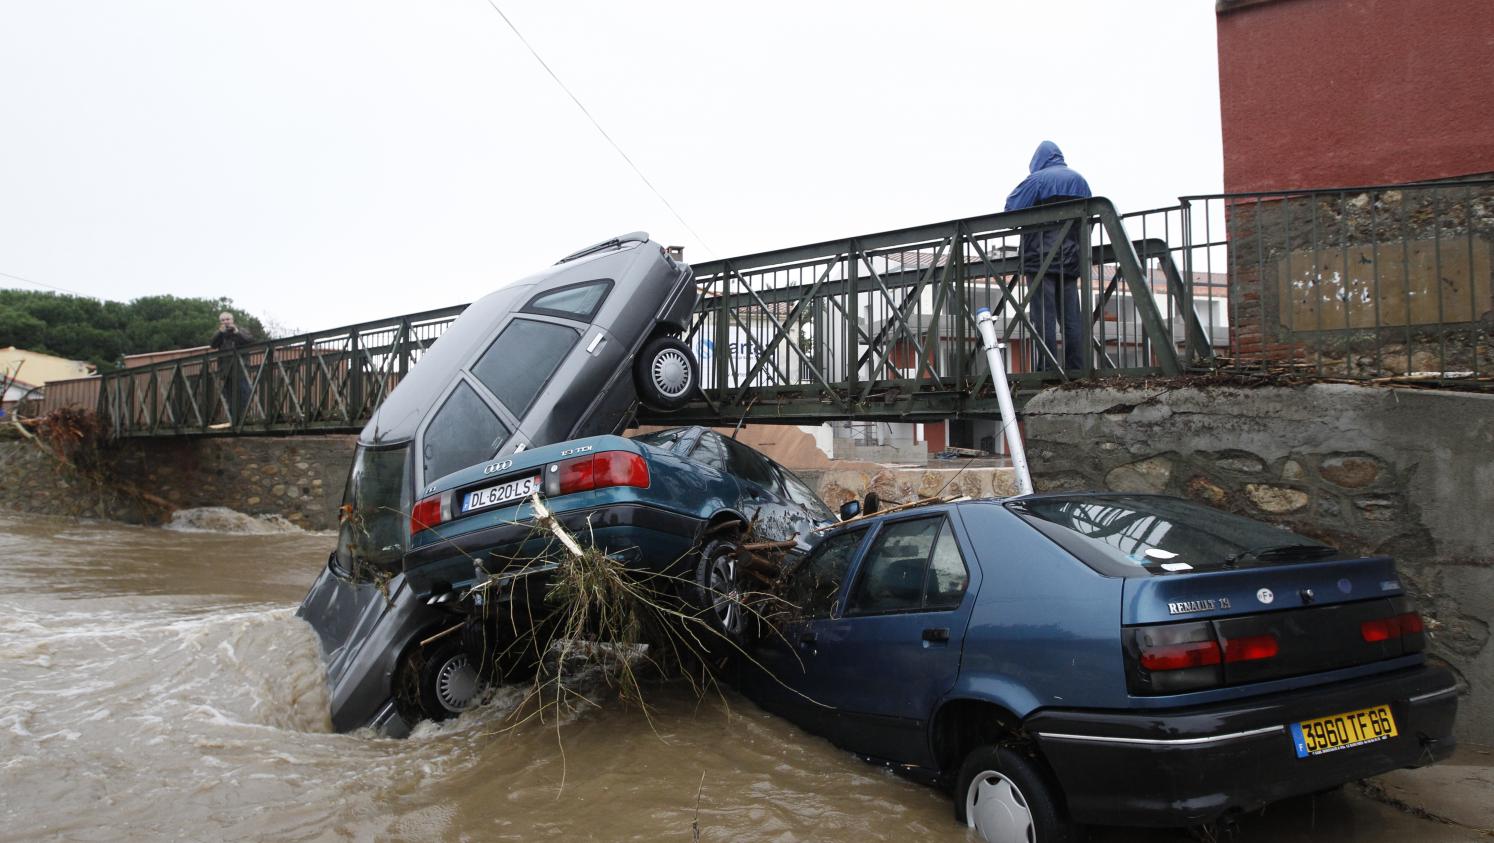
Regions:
[[0, 1, 1222, 335]]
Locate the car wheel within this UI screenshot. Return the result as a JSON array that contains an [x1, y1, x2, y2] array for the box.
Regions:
[[693, 537, 749, 647], [634, 336, 697, 411], [463, 616, 542, 684], [416, 636, 484, 721], [955, 745, 1075, 843]]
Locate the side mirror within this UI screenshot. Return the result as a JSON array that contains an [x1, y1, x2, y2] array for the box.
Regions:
[[839, 500, 861, 521]]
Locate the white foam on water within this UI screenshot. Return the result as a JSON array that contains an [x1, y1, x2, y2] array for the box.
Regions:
[[164, 506, 309, 535]]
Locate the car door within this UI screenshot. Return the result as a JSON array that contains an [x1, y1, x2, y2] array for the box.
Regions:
[[796, 510, 981, 767], [748, 525, 872, 737]]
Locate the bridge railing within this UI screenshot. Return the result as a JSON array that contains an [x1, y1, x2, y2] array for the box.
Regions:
[[669, 197, 1216, 424], [98, 306, 465, 437], [1183, 178, 1494, 384]]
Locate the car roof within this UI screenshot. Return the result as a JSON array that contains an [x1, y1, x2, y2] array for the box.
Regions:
[[359, 238, 652, 446]]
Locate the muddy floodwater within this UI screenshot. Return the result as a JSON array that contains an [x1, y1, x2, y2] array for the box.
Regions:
[[0, 512, 1480, 842]]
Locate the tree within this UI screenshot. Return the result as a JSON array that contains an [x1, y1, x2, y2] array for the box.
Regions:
[[0, 289, 269, 372]]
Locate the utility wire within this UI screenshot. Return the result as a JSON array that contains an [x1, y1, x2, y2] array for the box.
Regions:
[[478, 0, 715, 257], [0, 269, 92, 298]]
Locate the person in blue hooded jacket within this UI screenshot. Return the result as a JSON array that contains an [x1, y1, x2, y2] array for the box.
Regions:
[[1005, 141, 1092, 372]]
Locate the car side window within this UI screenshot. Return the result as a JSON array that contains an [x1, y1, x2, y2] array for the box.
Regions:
[[422, 381, 510, 483], [470, 318, 580, 417], [786, 528, 867, 618], [847, 517, 969, 615], [687, 431, 729, 472], [924, 524, 970, 610], [523, 280, 612, 321], [722, 437, 779, 491]]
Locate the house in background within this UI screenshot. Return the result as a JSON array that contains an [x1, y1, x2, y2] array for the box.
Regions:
[[0, 347, 95, 416]]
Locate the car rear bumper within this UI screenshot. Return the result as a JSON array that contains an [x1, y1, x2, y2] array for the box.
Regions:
[[1026, 664, 1458, 827]]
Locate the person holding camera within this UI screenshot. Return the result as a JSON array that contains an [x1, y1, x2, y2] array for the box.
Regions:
[[210, 311, 255, 424]]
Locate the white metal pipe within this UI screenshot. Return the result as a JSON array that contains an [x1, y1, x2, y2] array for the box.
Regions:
[[975, 307, 1034, 496]]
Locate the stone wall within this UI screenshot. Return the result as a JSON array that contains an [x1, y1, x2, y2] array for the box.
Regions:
[[1025, 382, 1494, 743], [0, 435, 356, 530]]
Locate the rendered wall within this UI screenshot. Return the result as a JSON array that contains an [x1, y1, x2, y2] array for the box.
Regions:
[[1217, 0, 1494, 192]]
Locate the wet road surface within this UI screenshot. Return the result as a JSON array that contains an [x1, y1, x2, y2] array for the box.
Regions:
[[0, 511, 1479, 841]]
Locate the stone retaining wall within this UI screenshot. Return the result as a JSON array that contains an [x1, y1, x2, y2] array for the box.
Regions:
[[0, 435, 356, 530]]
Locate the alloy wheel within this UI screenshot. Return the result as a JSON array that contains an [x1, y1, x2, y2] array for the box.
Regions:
[[708, 550, 744, 636]]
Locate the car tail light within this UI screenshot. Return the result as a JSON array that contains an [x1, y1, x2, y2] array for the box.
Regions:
[[1223, 633, 1279, 663], [1361, 611, 1425, 646], [1128, 622, 1224, 693], [555, 451, 650, 495], [410, 495, 443, 535], [1140, 640, 1221, 671]]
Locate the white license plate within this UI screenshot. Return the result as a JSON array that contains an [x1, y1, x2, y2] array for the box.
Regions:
[[461, 475, 541, 513]]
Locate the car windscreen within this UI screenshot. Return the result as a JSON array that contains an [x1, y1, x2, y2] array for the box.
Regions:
[[1009, 494, 1340, 575], [333, 443, 409, 578]]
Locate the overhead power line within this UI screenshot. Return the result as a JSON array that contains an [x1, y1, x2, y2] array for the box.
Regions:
[[0, 269, 92, 298], [478, 1, 715, 257]]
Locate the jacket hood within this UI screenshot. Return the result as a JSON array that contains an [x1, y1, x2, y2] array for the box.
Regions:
[[1029, 140, 1066, 174]]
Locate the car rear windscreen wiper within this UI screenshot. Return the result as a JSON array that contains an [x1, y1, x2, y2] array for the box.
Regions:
[[1225, 543, 1340, 566]]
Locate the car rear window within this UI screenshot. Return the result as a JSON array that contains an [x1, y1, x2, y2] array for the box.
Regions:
[[524, 280, 612, 320], [422, 381, 510, 483], [470, 318, 579, 416], [1010, 494, 1339, 575], [723, 436, 780, 491], [630, 428, 688, 452]]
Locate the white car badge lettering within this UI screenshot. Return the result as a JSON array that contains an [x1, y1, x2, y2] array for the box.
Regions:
[[483, 459, 513, 475], [1257, 587, 1275, 605], [1167, 597, 1228, 615], [560, 445, 594, 456]]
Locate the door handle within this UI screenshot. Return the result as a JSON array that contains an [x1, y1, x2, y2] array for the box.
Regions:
[[922, 627, 950, 643]]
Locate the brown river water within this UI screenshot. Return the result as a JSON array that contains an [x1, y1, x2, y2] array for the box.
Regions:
[[0, 511, 1478, 842]]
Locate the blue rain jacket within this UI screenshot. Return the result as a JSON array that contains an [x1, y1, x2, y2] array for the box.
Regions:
[[1005, 141, 1092, 277]]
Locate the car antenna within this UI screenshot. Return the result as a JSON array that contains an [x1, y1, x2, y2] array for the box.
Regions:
[[731, 395, 758, 440]]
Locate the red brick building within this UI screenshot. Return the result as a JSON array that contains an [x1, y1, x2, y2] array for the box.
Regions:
[[1216, 0, 1494, 192], [1215, 0, 1494, 374]]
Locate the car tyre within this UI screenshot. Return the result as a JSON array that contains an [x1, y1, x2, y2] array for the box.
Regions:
[[634, 336, 698, 411], [693, 537, 750, 650], [463, 615, 544, 685], [416, 636, 484, 722], [955, 745, 1075, 843]]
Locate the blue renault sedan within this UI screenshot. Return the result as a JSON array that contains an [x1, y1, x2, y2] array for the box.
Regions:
[[738, 493, 1458, 842]]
